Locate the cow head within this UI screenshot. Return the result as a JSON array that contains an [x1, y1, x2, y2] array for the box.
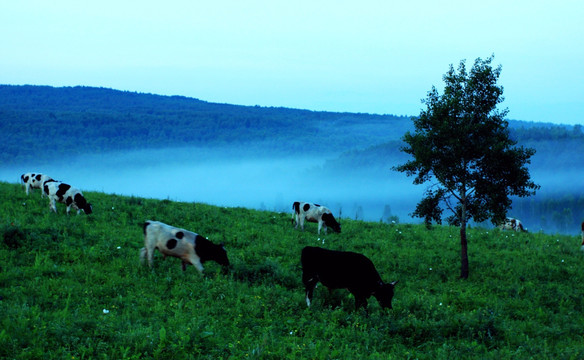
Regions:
[[374, 280, 398, 309], [322, 213, 341, 233], [83, 203, 93, 215], [74, 193, 93, 215], [196, 235, 230, 268], [215, 243, 230, 268]]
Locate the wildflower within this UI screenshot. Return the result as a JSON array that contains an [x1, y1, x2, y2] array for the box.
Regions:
[[103, 309, 110, 314], [117, 246, 121, 249]]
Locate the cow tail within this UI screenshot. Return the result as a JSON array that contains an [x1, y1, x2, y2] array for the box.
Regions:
[[143, 221, 151, 235], [293, 201, 300, 214]]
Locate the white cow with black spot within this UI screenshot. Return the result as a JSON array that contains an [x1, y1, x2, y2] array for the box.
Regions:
[[140, 220, 230, 273], [498, 217, 527, 232], [43, 180, 92, 215], [292, 201, 341, 235], [21, 172, 53, 196]]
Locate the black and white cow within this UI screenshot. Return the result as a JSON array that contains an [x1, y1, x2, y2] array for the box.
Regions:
[[498, 217, 527, 232], [292, 202, 341, 234], [301, 246, 398, 311], [580, 221, 584, 251], [21, 172, 53, 196], [43, 181, 93, 215], [140, 220, 230, 273]]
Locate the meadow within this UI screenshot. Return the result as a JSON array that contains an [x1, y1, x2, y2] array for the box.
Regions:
[[1, 181, 583, 359]]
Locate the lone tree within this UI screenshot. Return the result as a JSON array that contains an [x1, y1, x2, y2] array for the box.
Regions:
[[394, 56, 539, 279]]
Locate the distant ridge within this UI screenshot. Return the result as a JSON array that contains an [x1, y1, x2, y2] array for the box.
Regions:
[[0, 84, 411, 165]]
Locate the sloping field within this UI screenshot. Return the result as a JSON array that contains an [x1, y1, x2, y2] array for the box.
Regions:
[[1, 182, 583, 359]]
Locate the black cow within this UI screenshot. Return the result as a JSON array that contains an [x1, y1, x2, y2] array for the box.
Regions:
[[140, 220, 230, 273], [301, 246, 397, 310]]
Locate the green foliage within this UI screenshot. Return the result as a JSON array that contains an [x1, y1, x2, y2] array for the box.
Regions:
[[1, 182, 583, 359], [395, 56, 539, 227], [394, 56, 541, 278]]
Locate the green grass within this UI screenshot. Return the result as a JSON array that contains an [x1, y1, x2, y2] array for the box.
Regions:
[[1, 181, 583, 359]]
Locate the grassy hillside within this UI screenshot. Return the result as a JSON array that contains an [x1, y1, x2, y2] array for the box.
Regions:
[[1, 181, 583, 359]]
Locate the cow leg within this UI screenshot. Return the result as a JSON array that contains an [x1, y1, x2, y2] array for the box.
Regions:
[[193, 260, 204, 274], [49, 199, 57, 213], [302, 272, 318, 306], [299, 217, 305, 231], [186, 254, 205, 274], [146, 244, 156, 268], [139, 248, 148, 265]]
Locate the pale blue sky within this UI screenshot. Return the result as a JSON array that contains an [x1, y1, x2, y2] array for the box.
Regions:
[[1, 0, 582, 124]]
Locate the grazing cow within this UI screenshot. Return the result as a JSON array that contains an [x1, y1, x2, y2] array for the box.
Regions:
[[43, 181, 93, 215], [21, 172, 53, 196], [292, 201, 341, 234], [581, 221, 584, 251], [140, 220, 229, 273], [301, 246, 398, 311], [498, 217, 527, 232]]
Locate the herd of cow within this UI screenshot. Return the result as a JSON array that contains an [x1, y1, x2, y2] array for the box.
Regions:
[[23, 171, 582, 312], [20, 172, 92, 215], [19, 172, 398, 311]]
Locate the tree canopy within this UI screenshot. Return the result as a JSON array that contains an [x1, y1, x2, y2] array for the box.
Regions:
[[394, 56, 539, 278]]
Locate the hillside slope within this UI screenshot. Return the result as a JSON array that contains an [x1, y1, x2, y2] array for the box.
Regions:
[[1, 182, 583, 358]]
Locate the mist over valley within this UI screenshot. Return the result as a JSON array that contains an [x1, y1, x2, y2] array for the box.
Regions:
[[1, 146, 422, 224], [2, 85, 584, 234]]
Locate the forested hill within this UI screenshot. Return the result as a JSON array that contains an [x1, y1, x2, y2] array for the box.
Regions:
[[0, 84, 411, 165], [2, 84, 579, 166]]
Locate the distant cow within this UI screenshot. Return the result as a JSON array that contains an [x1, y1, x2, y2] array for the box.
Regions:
[[301, 246, 398, 311], [581, 221, 584, 251], [292, 202, 341, 234], [140, 220, 230, 273], [21, 172, 53, 196], [498, 217, 527, 232], [43, 181, 93, 215]]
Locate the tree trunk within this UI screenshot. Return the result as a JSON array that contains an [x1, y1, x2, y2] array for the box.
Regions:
[[460, 221, 469, 279]]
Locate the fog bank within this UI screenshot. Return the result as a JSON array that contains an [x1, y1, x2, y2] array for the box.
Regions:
[[2, 147, 421, 222]]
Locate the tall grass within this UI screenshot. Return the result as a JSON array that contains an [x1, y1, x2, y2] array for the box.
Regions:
[[0, 181, 583, 359]]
